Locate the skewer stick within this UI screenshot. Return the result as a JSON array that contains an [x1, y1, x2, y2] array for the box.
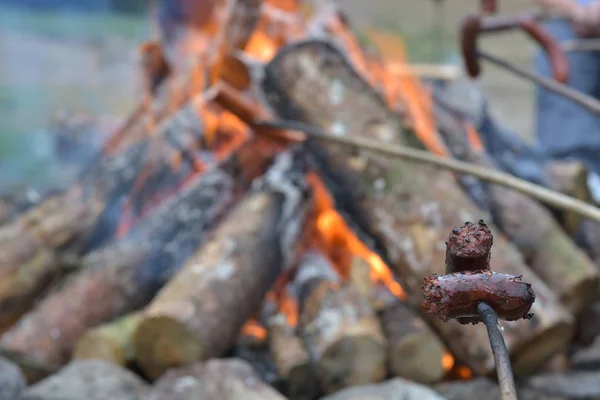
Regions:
[[478, 302, 518, 400], [255, 119, 600, 224]]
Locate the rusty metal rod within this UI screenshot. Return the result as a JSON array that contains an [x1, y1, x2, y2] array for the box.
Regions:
[[478, 50, 600, 115], [478, 302, 517, 400]]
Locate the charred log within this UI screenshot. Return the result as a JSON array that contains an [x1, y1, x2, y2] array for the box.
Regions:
[[296, 250, 387, 394], [261, 39, 574, 377], [145, 358, 287, 400], [0, 94, 226, 329], [0, 138, 269, 366], [132, 149, 312, 379], [434, 102, 599, 315]]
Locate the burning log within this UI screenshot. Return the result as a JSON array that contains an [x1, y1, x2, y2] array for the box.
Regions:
[[295, 250, 387, 394], [133, 149, 312, 379], [21, 360, 149, 400], [72, 312, 142, 366], [379, 301, 446, 383], [267, 312, 318, 400], [434, 104, 599, 315], [0, 138, 267, 367], [260, 39, 574, 376], [0, 92, 227, 329], [145, 358, 287, 400]]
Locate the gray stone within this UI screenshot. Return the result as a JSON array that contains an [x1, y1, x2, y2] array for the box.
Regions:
[[0, 356, 27, 400], [526, 370, 600, 399], [435, 377, 564, 400], [22, 359, 148, 400], [319, 378, 445, 400]]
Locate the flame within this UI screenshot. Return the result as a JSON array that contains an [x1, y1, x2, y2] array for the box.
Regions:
[[240, 318, 267, 341], [362, 28, 448, 157], [442, 352, 455, 371], [308, 172, 406, 300], [279, 286, 299, 327]]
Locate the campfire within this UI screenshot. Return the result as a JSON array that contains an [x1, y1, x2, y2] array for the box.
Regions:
[[3, 1, 600, 399]]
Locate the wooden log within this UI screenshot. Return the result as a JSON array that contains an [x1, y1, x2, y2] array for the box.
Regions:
[[0, 93, 223, 329], [433, 102, 599, 315], [21, 360, 148, 400], [0, 356, 27, 400], [576, 299, 600, 345], [544, 160, 593, 234], [572, 336, 600, 370], [72, 312, 142, 366], [320, 378, 446, 400], [295, 250, 387, 394], [379, 302, 447, 384], [261, 39, 574, 377], [145, 358, 287, 400], [133, 149, 312, 379], [267, 312, 318, 400], [0, 136, 273, 366]]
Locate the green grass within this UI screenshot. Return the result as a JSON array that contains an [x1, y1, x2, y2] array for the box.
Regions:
[[360, 17, 456, 64]]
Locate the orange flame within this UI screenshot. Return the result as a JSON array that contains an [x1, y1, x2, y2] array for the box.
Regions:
[[240, 318, 267, 341], [308, 172, 406, 300]]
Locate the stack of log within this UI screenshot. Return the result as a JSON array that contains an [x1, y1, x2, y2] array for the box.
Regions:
[[2, 1, 600, 399]]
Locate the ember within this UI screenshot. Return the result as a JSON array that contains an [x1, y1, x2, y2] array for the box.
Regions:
[[2, 1, 600, 400]]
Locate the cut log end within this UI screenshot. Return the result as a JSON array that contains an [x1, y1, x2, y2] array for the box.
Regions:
[[445, 220, 492, 274], [380, 302, 446, 383], [73, 313, 142, 366], [318, 334, 386, 393], [133, 315, 204, 379]]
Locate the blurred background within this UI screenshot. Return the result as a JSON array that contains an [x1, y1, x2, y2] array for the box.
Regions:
[[0, 0, 538, 195]]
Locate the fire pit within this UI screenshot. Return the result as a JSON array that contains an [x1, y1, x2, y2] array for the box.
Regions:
[[1, 1, 600, 400]]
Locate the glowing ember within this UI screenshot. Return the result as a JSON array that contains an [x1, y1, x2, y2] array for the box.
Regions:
[[240, 318, 267, 341], [442, 352, 455, 371], [457, 366, 473, 380]]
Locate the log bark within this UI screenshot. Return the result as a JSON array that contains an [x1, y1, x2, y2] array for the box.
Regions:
[[379, 302, 447, 383], [145, 358, 287, 400], [72, 312, 142, 366], [576, 300, 600, 345], [267, 312, 317, 400], [544, 160, 593, 234], [0, 137, 271, 366], [0, 93, 224, 329], [133, 149, 312, 379], [21, 360, 148, 400], [261, 39, 574, 377], [295, 250, 387, 394], [433, 102, 599, 315]]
